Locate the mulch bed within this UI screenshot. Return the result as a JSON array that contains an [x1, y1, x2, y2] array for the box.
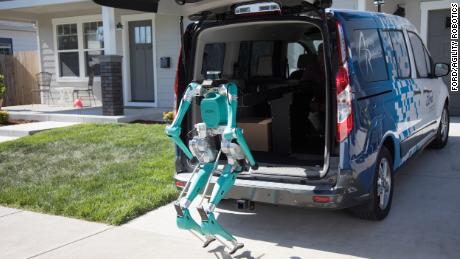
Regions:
[[131, 120, 166, 125]]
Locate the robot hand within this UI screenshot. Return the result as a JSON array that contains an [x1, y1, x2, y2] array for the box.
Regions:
[[165, 124, 194, 160], [165, 125, 181, 138]]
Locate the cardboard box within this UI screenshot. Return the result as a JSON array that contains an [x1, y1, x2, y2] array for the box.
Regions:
[[238, 118, 272, 152]]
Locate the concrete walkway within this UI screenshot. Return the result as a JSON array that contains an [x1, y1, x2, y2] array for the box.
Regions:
[[0, 121, 79, 143], [5, 105, 169, 123], [1, 118, 459, 258], [0, 207, 211, 259]]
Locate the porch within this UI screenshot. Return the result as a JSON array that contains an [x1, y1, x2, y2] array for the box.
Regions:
[[4, 104, 169, 123]]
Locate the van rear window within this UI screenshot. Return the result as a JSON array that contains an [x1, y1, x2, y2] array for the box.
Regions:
[[352, 29, 388, 82]]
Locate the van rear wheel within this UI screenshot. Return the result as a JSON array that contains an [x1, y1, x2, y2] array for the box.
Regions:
[[430, 105, 449, 149], [351, 147, 393, 221]]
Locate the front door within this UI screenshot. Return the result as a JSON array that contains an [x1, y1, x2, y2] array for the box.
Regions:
[[428, 9, 459, 116], [129, 20, 155, 103]]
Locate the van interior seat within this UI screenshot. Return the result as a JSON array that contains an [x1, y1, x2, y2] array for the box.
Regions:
[[289, 53, 317, 80]]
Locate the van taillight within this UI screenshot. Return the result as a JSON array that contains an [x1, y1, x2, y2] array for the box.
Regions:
[[336, 21, 353, 143]]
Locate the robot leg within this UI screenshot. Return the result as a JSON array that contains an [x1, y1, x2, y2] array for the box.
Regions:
[[175, 163, 214, 235], [198, 164, 244, 254]]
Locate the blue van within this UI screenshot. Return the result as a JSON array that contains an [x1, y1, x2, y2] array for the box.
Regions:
[[95, 0, 451, 220], [168, 0, 452, 220]]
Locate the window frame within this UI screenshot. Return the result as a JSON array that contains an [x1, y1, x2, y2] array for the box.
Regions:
[[383, 29, 412, 80], [52, 15, 104, 82], [0, 38, 13, 55], [407, 31, 433, 79]]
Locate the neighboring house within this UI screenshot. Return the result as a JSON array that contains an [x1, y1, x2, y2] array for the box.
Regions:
[[0, 20, 37, 55], [0, 0, 457, 114]]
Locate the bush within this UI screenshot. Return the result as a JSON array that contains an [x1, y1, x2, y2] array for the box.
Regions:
[[163, 111, 174, 124], [0, 110, 8, 125], [0, 74, 6, 98]]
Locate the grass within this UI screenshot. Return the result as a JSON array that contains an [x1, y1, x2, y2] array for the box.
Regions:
[[0, 123, 178, 225]]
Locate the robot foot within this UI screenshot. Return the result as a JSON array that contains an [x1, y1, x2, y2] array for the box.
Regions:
[[202, 236, 217, 248], [197, 206, 243, 254], [229, 241, 244, 255], [175, 202, 204, 235]]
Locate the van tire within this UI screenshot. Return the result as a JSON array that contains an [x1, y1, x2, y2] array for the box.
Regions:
[[351, 147, 393, 221], [430, 104, 449, 149]]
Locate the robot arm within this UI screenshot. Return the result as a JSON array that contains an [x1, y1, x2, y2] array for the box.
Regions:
[[165, 82, 200, 160], [222, 82, 257, 169]]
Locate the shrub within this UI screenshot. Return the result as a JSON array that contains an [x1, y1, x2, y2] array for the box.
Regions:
[[0, 110, 8, 125], [163, 111, 174, 124], [0, 74, 6, 98]]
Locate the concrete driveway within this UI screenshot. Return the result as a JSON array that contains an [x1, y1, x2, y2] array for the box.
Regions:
[[1, 118, 459, 259], [125, 121, 460, 259]]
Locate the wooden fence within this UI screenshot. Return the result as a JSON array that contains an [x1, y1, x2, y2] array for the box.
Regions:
[[0, 51, 39, 106]]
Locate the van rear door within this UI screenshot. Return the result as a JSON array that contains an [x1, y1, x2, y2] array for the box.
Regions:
[[93, 0, 332, 14]]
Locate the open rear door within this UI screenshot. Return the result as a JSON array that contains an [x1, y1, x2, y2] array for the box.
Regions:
[[92, 0, 331, 14]]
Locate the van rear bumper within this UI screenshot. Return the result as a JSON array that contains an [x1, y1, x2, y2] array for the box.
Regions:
[[174, 171, 367, 209]]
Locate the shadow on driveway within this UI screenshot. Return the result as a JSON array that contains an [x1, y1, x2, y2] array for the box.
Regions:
[[206, 135, 460, 258]]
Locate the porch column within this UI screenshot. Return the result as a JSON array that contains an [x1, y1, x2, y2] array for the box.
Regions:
[[102, 6, 117, 55], [100, 6, 124, 116]]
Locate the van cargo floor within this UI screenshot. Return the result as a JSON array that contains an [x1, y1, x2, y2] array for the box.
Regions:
[[253, 151, 323, 167]]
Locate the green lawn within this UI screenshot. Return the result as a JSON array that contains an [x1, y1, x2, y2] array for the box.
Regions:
[[0, 123, 177, 225]]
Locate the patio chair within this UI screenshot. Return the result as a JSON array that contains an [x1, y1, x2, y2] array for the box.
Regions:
[[73, 67, 97, 107], [32, 72, 53, 104]]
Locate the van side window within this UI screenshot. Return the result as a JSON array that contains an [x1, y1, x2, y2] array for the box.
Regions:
[[352, 29, 388, 82], [287, 42, 306, 75], [408, 32, 432, 78], [250, 41, 275, 77], [201, 43, 226, 77], [385, 30, 411, 79], [238, 41, 276, 79]]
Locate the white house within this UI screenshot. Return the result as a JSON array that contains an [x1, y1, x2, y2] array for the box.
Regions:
[[0, 0, 185, 108], [0, 0, 457, 114]]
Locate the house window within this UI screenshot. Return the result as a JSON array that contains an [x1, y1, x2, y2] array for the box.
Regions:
[[57, 24, 79, 77], [134, 26, 152, 44], [83, 21, 104, 76], [0, 38, 13, 55], [54, 18, 104, 80]]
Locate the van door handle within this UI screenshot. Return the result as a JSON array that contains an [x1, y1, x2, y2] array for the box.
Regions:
[[414, 89, 422, 95], [423, 89, 433, 93]]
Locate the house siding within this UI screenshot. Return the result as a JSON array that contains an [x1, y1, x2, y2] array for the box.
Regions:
[[332, 0, 360, 10], [0, 27, 37, 52], [155, 14, 180, 108]]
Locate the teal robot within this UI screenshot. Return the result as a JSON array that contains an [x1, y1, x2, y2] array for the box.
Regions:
[[165, 76, 257, 255]]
